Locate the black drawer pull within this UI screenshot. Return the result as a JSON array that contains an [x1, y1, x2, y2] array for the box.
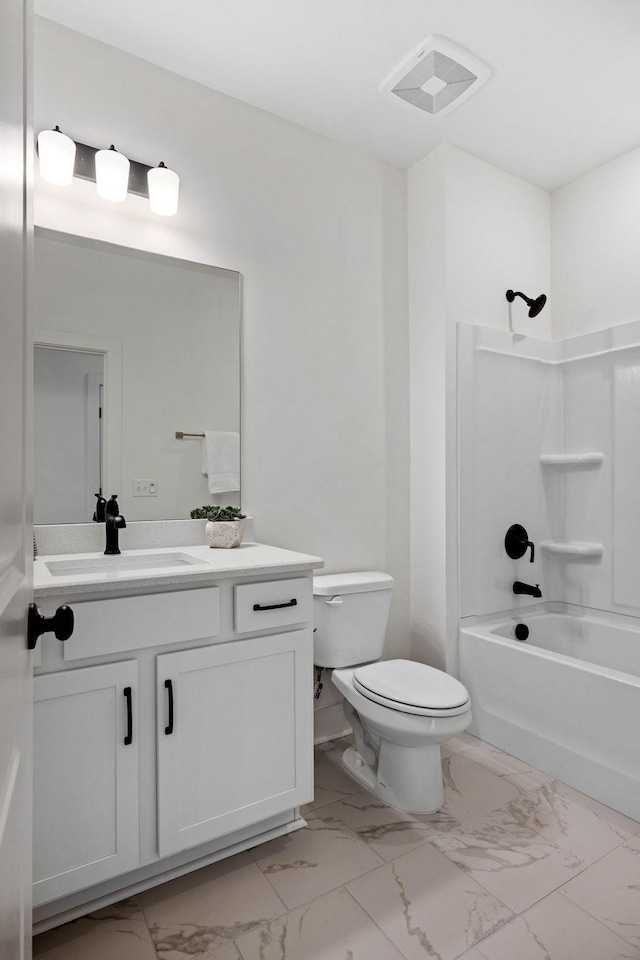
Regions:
[[124, 687, 133, 746], [252, 598, 298, 612], [164, 679, 174, 735]]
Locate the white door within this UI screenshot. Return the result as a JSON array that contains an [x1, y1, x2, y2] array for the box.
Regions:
[[156, 631, 314, 856], [33, 347, 104, 523], [33, 661, 139, 905], [0, 0, 32, 955]]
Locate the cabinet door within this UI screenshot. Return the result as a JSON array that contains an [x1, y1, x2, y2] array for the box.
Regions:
[[33, 661, 139, 905], [157, 630, 313, 856]]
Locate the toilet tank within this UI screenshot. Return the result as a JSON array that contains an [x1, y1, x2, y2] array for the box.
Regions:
[[313, 571, 394, 668]]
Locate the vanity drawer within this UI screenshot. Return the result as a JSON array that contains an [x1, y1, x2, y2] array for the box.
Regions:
[[62, 587, 220, 661], [234, 578, 312, 633]]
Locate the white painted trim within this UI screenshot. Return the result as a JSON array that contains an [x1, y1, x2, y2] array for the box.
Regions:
[[0, 553, 23, 619], [34, 330, 123, 513], [0, 747, 20, 851]]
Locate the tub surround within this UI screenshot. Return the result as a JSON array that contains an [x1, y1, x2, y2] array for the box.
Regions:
[[459, 318, 640, 621]]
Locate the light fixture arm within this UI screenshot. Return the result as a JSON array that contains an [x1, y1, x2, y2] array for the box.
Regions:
[[72, 140, 153, 199]]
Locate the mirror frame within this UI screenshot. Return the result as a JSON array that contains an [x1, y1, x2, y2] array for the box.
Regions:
[[33, 226, 243, 526]]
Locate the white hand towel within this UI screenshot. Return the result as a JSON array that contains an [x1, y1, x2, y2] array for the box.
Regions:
[[200, 431, 240, 494]]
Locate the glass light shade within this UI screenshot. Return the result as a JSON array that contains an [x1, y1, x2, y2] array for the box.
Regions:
[[147, 163, 180, 216], [95, 145, 130, 202], [37, 127, 76, 186]]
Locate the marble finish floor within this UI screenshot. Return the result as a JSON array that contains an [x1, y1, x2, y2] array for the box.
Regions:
[[34, 732, 640, 960]]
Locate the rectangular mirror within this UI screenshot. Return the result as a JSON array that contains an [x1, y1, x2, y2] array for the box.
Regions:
[[33, 228, 241, 524]]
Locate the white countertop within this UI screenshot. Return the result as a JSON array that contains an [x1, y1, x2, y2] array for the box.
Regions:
[[34, 542, 324, 598]]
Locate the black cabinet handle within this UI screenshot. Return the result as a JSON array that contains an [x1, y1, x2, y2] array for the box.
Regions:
[[124, 687, 133, 746], [252, 598, 298, 612], [164, 679, 174, 735], [27, 603, 74, 650]]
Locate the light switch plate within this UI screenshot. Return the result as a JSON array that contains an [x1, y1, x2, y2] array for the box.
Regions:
[[132, 478, 158, 497]]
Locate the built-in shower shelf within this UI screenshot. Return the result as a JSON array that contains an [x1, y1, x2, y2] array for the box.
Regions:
[[541, 540, 604, 559], [539, 453, 604, 468]]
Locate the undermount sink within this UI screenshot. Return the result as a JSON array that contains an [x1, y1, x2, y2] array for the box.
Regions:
[[45, 552, 205, 577]]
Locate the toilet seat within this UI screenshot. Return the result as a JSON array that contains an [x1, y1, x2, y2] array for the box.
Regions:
[[352, 659, 470, 717]]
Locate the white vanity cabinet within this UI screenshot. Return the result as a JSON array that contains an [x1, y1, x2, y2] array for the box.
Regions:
[[32, 554, 319, 931], [156, 629, 311, 856], [33, 660, 139, 905]]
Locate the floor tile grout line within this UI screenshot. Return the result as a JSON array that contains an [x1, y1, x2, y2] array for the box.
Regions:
[[302, 789, 360, 815], [139, 746, 640, 955], [466, 745, 640, 831], [557, 887, 640, 955], [427, 814, 640, 939], [348, 833, 518, 929], [435, 770, 639, 870], [465, 884, 640, 959], [452, 940, 491, 960], [245, 828, 391, 914], [339, 884, 415, 960], [556, 853, 640, 953], [245, 845, 291, 916], [132, 893, 163, 960], [342, 856, 513, 960], [447, 745, 554, 794], [135, 857, 290, 958], [228, 883, 407, 960]]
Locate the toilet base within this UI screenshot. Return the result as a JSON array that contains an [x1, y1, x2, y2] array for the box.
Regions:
[[341, 742, 445, 814]]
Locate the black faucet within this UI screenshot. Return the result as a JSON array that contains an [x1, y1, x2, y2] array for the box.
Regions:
[[93, 493, 107, 522], [513, 581, 542, 598], [105, 514, 127, 555], [105, 494, 120, 518]]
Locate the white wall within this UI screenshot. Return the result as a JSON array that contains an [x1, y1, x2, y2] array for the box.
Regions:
[[444, 147, 552, 340], [33, 19, 411, 725], [552, 146, 640, 339], [408, 148, 449, 670], [408, 144, 551, 670]]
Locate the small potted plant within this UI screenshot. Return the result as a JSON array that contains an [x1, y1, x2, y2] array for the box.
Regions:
[[190, 505, 246, 549]]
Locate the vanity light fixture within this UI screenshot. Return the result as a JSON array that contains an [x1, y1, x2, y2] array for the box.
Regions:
[[95, 145, 130, 202], [147, 162, 180, 217], [36, 126, 180, 215], [36, 125, 76, 186]]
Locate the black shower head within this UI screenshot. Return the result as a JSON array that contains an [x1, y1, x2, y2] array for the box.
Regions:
[[506, 289, 547, 318]]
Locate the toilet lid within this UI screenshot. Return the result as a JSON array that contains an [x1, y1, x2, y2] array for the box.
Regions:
[[353, 659, 470, 714]]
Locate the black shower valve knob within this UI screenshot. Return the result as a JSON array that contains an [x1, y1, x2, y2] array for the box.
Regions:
[[505, 524, 535, 563]]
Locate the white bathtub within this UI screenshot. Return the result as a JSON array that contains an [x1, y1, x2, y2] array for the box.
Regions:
[[459, 602, 640, 820]]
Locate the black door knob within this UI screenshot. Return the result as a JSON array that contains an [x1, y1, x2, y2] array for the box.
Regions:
[[27, 603, 74, 650]]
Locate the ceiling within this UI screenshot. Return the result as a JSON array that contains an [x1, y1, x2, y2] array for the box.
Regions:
[[34, 0, 640, 190]]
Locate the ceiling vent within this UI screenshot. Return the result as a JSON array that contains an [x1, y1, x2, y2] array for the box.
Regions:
[[380, 35, 490, 118]]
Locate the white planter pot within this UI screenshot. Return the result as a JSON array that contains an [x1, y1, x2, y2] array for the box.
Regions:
[[205, 519, 243, 549]]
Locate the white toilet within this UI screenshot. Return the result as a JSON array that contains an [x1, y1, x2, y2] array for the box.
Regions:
[[313, 571, 471, 813]]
